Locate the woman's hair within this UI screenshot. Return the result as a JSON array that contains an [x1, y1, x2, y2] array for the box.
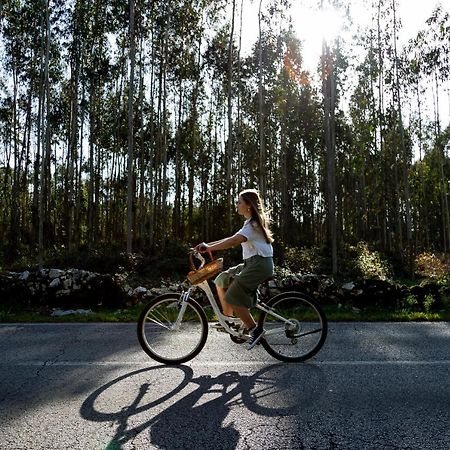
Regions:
[[239, 189, 274, 244]]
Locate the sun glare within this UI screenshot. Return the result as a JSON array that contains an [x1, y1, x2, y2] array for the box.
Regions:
[[288, 4, 346, 63], [290, 4, 345, 42]]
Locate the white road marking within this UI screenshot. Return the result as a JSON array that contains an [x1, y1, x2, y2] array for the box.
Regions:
[[2, 360, 450, 367]]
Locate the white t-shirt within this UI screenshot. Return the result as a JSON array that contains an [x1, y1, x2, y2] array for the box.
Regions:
[[236, 219, 273, 260]]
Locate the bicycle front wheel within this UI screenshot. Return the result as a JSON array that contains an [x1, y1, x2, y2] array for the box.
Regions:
[[137, 293, 208, 364], [259, 291, 328, 362]]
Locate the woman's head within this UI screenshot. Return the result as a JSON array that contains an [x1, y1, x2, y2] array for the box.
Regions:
[[238, 189, 274, 243]]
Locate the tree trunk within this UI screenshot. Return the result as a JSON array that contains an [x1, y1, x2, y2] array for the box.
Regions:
[[126, 0, 136, 253], [138, 35, 146, 249], [38, 0, 51, 269], [322, 39, 337, 275], [377, 0, 388, 251], [258, 0, 266, 197], [392, 0, 413, 275], [226, 0, 236, 231]]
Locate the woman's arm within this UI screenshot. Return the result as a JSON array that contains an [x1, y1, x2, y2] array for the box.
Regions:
[[196, 234, 246, 252]]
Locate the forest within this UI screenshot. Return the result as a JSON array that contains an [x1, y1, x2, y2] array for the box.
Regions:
[[0, 0, 449, 278]]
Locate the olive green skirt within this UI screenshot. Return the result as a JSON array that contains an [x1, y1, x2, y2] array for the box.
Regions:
[[214, 255, 274, 308]]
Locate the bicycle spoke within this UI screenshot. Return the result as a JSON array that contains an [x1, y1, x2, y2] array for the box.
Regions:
[[144, 316, 172, 331], [259, 293, 327, 362], [138, 295, 208, 364], [146, 307, 174, 328], [293, 328, 323, 338]]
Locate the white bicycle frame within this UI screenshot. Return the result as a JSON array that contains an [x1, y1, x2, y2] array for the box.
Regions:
[[174, 258, 297, 339]]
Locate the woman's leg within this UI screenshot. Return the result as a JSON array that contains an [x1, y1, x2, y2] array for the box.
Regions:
[[216, 285, 234, 317], [231, 305, 255, 329], [217, 283, 254, 327]]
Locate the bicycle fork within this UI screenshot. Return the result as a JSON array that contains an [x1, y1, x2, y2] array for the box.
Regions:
[[171, 288, 193, 331]]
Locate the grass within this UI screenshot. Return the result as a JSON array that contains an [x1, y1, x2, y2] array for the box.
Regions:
[[323, 305, 450, 321], [0, 305, 145, 323], [1, 303, 449, 323]]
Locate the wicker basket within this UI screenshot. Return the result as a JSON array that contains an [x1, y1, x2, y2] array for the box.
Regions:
[[187, 252, 223, 285]]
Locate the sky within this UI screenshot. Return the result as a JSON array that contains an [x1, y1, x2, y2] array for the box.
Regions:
[[238, 0, 450, 128], [240, 0, 444, 69]]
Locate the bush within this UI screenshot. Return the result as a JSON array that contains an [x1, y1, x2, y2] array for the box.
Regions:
[[404, 294, 419, 311], [283, 246, 324, 273], [415, 252, 449, 279], [354, 242, 392, 280], [424, 294, 435, 313]]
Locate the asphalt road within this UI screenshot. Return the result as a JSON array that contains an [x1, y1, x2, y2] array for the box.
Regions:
[[0, 322, 449, 450]]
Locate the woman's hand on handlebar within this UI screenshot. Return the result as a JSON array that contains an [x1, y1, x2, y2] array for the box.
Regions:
[[195, 242, 210, 253]]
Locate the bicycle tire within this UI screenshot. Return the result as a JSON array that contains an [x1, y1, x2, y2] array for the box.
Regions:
[[137, 293, 208, 364], [258, 291, 328, 362]]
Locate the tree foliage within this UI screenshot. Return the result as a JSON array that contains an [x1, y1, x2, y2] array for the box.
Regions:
[[0, 0, 449, 272]]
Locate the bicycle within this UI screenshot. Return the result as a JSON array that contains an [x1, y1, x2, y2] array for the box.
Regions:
[[137, 251, 328, 364]]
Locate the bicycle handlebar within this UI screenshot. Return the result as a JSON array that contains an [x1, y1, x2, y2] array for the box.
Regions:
[[190, 249, 206, 270], [189, 249, 215, 271]]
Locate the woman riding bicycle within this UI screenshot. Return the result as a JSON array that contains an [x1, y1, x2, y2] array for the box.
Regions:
[[195, 188, 274, 349]]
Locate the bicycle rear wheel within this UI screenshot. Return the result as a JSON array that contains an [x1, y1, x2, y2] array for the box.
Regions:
[[259, 291, 327, 362], [137, 293, 208, 364]]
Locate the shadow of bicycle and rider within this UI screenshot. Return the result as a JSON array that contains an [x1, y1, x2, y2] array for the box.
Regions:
[[80, 362, 326, 449]]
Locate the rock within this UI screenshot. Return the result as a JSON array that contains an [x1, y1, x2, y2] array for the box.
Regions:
[[19, 271, 30, 281], [342, 282, 355, 290], [133, 286, 148, 296], [124, 284, 133, 296], [56, 289, 71, 297], [49, 278, 61, 288], [51, 308, 93, 317], [151, 288, 167, 296], [49, 269, 64, 279]]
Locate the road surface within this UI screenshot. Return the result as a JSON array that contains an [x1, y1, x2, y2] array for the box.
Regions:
[[0, 322, 449, 449]]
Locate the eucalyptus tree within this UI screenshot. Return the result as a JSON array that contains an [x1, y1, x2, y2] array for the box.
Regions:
[[391, 0, 413, 273], [1, 0, 67, 264], [225, 0, 236, 230], [319, 0, 351, 274], [403, 32, 430, 249], [0, 0, 24, 261], [423, 6, 449, 136], [258, 0, 266, 198], [321, 31, 337, 274], [357, 0, 412, 255], [274, 30, 308, 246], [1, 0, 42, 261], [81, 0, 119, 248], [60, 0, 91, 251], [349, 48, 378, 243], [202, 24, 235, 231], [0, 98, 13, 248], [423, 6, 450, 250], [127, 0, 136, 253]]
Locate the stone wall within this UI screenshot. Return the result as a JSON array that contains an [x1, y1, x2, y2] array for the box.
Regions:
[[1, 268, 448, 313], [1, 269, 133, 309]]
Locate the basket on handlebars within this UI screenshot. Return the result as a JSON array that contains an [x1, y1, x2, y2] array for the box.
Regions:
[[187, 252, 223, 285]]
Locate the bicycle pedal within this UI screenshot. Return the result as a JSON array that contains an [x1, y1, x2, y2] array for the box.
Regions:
[[227, 322, 241, 332], [210, 322, 226, 331]]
